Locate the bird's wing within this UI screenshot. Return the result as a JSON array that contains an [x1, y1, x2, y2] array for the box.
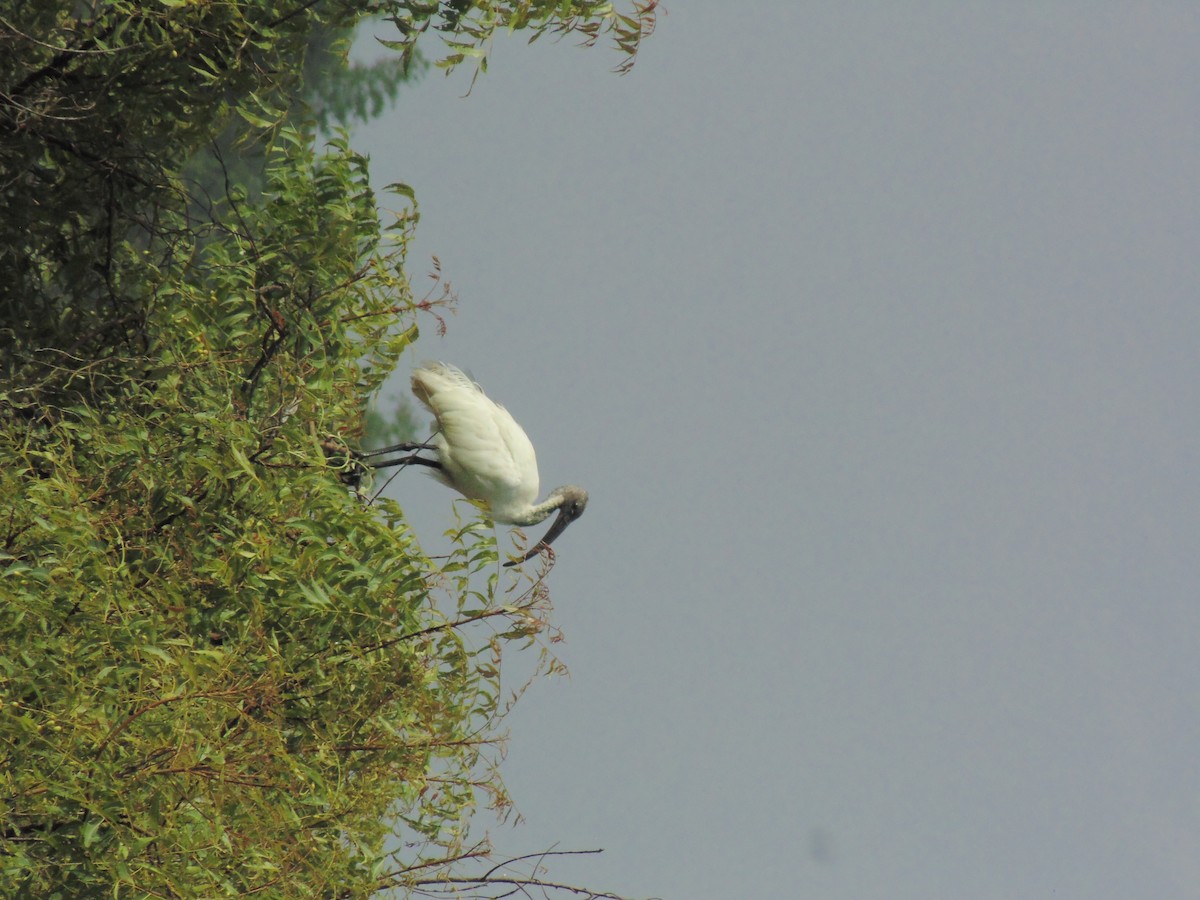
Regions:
[[411, 363, 540, 519]]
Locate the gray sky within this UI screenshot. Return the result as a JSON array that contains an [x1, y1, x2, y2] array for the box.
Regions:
[[354, 6, 1200, 898]]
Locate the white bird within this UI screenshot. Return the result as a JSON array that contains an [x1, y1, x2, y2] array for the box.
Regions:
[[359, 362, 588, 566]]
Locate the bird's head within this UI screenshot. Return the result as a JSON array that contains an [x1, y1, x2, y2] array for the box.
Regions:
[[504, 485, 588, 567]]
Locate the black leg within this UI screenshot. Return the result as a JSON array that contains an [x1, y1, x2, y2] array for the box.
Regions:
[[356, 441, 438, 459], [369, 454, 442, 471]]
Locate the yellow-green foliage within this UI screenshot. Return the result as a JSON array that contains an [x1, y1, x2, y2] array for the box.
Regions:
[[0, 132, 481, 892]]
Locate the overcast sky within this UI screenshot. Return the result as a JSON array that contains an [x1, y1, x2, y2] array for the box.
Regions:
[[353, 5, 1200, 898]]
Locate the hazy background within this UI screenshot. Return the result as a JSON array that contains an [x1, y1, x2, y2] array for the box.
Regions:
[[353, 6, 1200, 898]]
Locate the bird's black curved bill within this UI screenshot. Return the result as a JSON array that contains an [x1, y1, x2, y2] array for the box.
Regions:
[[503, 505, 577, 568]]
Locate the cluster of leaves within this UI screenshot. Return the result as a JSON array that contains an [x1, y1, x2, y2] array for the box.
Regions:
[[0, 0, 653, 895], [377, 0, 660, 82], [0, 120, 480, 893]]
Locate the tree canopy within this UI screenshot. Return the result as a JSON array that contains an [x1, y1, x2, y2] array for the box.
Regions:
[[0, 1, 655, 895]]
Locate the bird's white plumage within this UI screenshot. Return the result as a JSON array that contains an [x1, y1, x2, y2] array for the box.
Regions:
[[411, 362, 540, 524], [361, 361, 587, 565]]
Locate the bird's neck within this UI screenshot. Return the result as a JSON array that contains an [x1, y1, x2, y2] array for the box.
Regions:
[[506, 491, 564, 527]]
